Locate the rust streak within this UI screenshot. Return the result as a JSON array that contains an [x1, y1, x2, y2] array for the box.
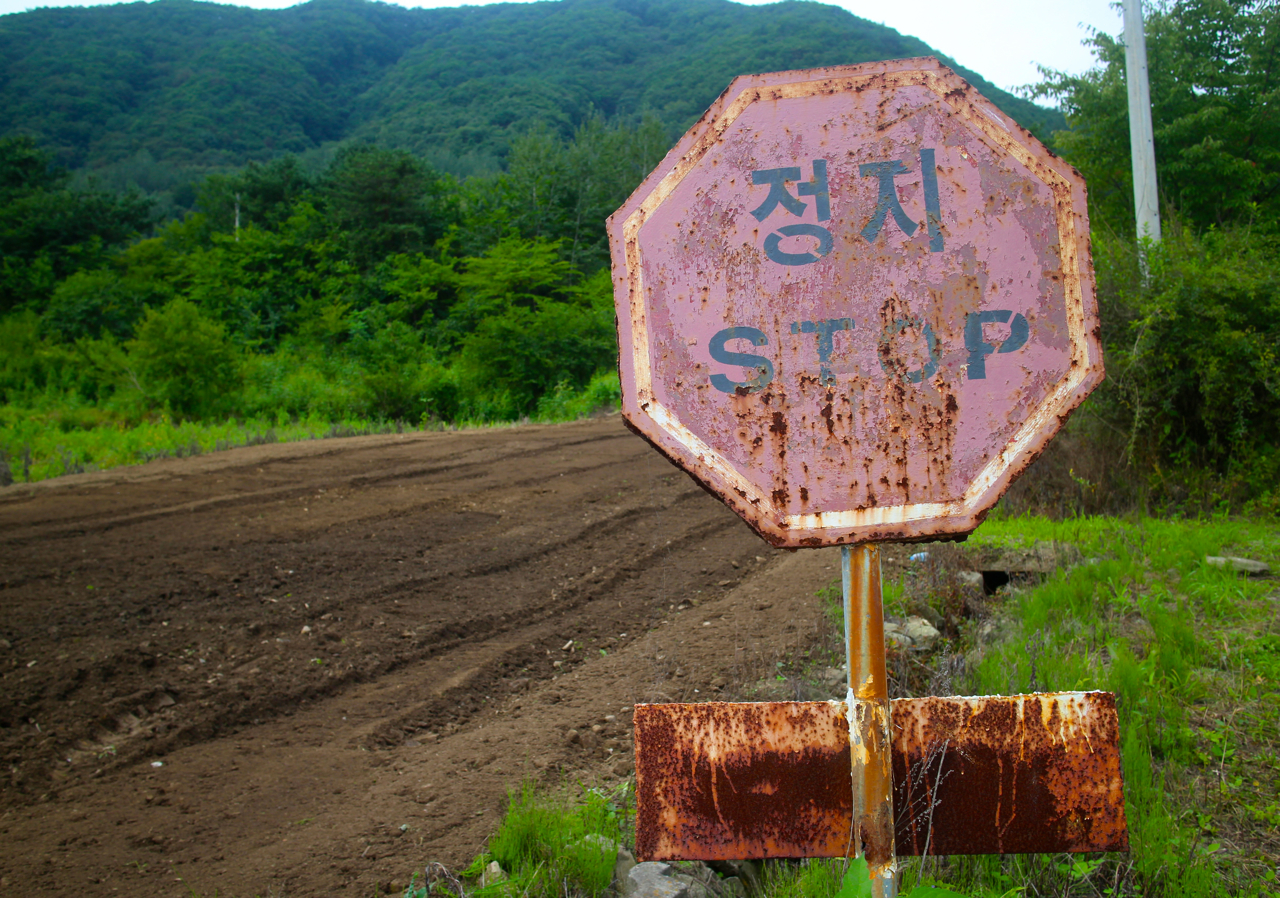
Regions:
[[634, 693, 1127, 860]]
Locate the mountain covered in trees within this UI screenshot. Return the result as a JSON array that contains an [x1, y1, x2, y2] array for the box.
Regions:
[[2, 0, 1275, 512], [0, 0, 1062, 192]]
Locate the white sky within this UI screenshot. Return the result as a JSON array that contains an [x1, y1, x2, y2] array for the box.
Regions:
[[0, 0, 1123, 95]]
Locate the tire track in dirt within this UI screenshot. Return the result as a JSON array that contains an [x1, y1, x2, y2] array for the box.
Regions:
[[0, 417, 845, 896], [0, 420, 754, 801], [0, 431, 632, 544]]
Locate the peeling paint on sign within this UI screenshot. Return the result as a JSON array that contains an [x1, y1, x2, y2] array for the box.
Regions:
[[608, 58, 1104, 546]]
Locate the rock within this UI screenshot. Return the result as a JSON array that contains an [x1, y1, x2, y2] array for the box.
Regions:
[[566, 729, 581, 745], [300, 625, 311, 635], [611, 756, 634, 777], [707, 860, 761, 895], [973, 540, 1083, 576], [576, 833, 619, 854], [957, 570, 984, 589], [614, 845, 637, 888], [821, 666, 844, 685], [1206, 556, 1271, 576], [480, 860, 506, 888], [626, 862, 687, 898], [906, 600, 943, 628], [902, 616, 941, 648], [671, 875, 715, 898], [150, 692, 176, 710], [882, 622, 913, 648]]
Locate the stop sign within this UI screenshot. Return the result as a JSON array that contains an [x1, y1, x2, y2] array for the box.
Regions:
[[608, 58, 1104, 547]]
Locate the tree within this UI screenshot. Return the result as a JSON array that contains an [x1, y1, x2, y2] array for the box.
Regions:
[[1032, 0, 1280, 233], [0, 136, 153, 312], [499, 114, 670, 275], [197, 155, 316, 235], [321, 145, 458, 269]]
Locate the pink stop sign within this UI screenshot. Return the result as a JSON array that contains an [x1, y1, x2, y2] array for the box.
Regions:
[[608, 58, 1103, 547]]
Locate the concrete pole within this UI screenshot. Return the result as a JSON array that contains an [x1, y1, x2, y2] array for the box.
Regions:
[[1124, 0, 1161, 242]]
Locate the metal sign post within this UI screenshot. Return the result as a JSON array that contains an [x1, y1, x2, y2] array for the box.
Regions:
[[610, 58, 1125, 888], [843, 545, 896, 896]]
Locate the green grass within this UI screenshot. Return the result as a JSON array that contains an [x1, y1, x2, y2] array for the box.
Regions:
[[404, 781, 631, 898], [668, 515, 1279, 898], [938, 515, 1280, 898], [0, 372, 622, 485], [0, 405, 408, 483]]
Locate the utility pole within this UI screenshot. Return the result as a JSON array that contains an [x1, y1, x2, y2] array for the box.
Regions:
[[1124, 0, 1161, 243]]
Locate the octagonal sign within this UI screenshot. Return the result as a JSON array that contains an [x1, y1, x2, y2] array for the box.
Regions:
[[608, 57, 1104, 547]]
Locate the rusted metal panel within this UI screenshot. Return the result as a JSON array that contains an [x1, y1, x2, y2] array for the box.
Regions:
[[607, 58, 1104, 547], [633, 701, 856, 860], [633, 693, 1127, 860], [892, 692, 1128, 856]]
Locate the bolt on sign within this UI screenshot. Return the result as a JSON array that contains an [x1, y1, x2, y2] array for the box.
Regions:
[[608, 57, 1104, 548], [607, 57, 1123, 894]]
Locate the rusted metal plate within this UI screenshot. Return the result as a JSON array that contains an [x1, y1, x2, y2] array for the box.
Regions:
[[634, 701, 855, 859], [607, 57, 1104, 547], [891, 692, 1127, 855], [633, 693, 1127, 860]]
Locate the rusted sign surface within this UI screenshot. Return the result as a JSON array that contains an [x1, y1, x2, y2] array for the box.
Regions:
[[607, 58, 1104, 547], [633, 693, 1127, 860], [892, 693, 1128, 855]]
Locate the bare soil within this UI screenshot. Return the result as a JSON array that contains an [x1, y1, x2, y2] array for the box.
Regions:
[[0, 416, 845, 897]]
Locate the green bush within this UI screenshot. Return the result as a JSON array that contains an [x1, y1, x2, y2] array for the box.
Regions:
[[0, 310, 83, 401], [352, 320, 432, 420], [125, 298, 241, 419], [240, 350, 366, 420], [534, 370, 621, 422], [1089, 224, 1280, 509], [456, 302, 614, 416]]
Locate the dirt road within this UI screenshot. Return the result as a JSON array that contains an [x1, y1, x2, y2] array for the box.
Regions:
[[0, 416, 844, 896]]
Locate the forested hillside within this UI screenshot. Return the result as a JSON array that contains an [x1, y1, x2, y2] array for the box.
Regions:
[[0, 0, 1061, 193], [0, 0, 1276, 515]]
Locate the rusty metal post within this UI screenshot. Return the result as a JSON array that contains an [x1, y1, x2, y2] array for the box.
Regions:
[[842, 543, 897, 897]]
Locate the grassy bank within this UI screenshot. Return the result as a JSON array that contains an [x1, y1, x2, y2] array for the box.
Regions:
[[420, 514, 1278, 898], [938, 515, 1279, 897]]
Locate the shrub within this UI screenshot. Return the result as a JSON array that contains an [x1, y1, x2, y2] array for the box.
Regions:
[[456, 302, 614, 416], [125, 298, 241, 418]]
